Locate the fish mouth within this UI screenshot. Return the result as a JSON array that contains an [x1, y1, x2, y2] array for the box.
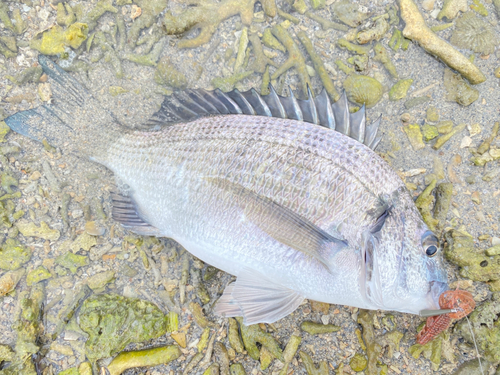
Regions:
[[428, 281, 449, 309]]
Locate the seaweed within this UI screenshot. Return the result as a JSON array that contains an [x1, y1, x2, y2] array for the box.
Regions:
[[163, 0, 277, 49], [30, 23, 89, 55], [270, 25, 311, 98]]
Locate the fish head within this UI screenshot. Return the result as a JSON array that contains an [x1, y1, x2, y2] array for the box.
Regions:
[[362, 189, 449, 314]]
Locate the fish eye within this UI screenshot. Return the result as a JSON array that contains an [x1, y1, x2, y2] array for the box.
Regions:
[[421, 231, 439, 257], [426, 245, 438, 257]]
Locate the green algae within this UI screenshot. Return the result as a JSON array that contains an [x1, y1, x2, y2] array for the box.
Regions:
[[0, 36, 17, 58], [79, 293, 175, 362], [357, 310, 404, 375], [357, 17, 390, 44], [106, 346, 181, 375], [0, 268, 25, 297], [422, 124, 439, 142], [431, 22, 454, 32], [452, 359, 489, 375], [78, 0, 117, 31], [433, 122, 466, 150], [347, 54, 368, 72], [373, 42, 398, 79], [55, 252, 89, 274], [26, 266, 52, 286], [0, 345, 14, 363], [404, 96, 431, 109], [403, 124, 425, 151], [335, 60, 355, 75], [212, 71, 253, 92], [426, 106, 440, 123], [300, 321, 341, 335], [16, 220, 60, 241], [343, 75, 383, 108], [297, 31, 340, 101], [154, 57, 188, 89], [350, 353, 368, 372], [444, 230, 500, 287], [444, 68, 479, 106], [1, 172, 18, 194], [389, 79, 413, 101], [477, 122, 499, 155], [455, 296, 500, 362], [163, 0, 276, 49], [30, 23, 88, 55], [108, 86, 128, 96], [471, 0, 488, 16], [0, 238, 31, 271], [236, 317, 283, 361], [299, 351, 329, 374], [126, 0, 167, 47], [332, 0, 369, 27], [204, 363, 220, 375]]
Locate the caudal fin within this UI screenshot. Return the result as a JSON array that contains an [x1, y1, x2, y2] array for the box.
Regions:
[[5, 55, 119, 156]]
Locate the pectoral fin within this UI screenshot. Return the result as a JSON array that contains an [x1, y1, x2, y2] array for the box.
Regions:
[[214, 268, 305, 325], [206, 177, 347, 270]]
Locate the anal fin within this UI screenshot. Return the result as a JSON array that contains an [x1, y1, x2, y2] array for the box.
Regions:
[[214, 268, 305, 325], [111, 192, 163, 237]]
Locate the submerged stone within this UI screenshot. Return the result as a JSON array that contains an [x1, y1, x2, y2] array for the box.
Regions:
[[343, 75, 383, 108]]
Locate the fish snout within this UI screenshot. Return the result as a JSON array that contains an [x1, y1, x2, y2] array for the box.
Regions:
[[429, 281, 449, 309]]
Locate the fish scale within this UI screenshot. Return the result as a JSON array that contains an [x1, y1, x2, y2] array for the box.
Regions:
[[5, 55, 450, 324]]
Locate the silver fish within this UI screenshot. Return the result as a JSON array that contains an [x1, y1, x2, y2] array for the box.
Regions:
[[6, 56, 448, 324]]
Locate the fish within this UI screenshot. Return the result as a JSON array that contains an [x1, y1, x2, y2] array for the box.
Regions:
[[5, 55, 449, 325]]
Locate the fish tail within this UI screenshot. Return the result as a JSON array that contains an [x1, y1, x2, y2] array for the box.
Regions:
[[5, 55, 120, 158]]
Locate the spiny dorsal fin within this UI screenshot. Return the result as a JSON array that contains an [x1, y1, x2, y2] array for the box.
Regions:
[[147, 85, 382, 150]]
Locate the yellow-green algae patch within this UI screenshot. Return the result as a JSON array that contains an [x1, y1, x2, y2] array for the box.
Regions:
[[30, 23, 89, 55], [105, 346, 181, 375], [79, 294, 176, 362], [389, 79, 413, 101], [0, 238, 31, 271]]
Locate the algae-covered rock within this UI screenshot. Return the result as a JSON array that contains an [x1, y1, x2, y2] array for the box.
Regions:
[[409, 331, 449, 371], [357, 17, 390, 45], [0, 121, 10, 142], [444, 68, 479, 106], [6, 66, 43, 85], [389, 79, 413, 101], [422, 124, 439, 141], [30, 23, 89, 55], [299, 351, 329, 374], [455, 297, 500, 362], [86, 270, 115, 289], [436, 120, 454, 134], [26, 266, 52, 286], [55, 252, 89, 274], [426, 106, 440, 123], [350, 353, 368, 371], [16, 220, 60, 241], [403, 124, 425, 151], [154, 57, 188, 89], [0, 238, 31, 271], [106, 346, 181, 375], [444, 230, 500, 285], [300, 321, 341, 335], [236, 317, 283, 361], [343, 75, 383, 108], [79, 294, 174, 361], [450, 12, 498, 55], [0, 268, 25, 296], [0, 344, 15, 363], [332, 0, 369, 27], [451, 359, 489, 375], [438, 0, 468, 20]]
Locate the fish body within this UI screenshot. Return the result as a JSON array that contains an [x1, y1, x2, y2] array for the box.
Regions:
[[6, 56, 449, 324]]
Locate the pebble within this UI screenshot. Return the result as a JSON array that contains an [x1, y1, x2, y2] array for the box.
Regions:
[[460, 136, 472, 148], [321, 314, 330, 325], [493, 237, 500, 246], [29, 171, 41, 180], [71, 209, 84, 219], [471, 191, 481, 205]]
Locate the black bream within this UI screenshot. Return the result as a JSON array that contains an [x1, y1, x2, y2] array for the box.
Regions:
[[5, 55, 448, 324]]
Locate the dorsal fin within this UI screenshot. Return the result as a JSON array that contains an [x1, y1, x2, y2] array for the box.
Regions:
[[147, 86, 382, 150]]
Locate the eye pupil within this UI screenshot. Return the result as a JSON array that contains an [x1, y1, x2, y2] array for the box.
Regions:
[[426, 245, 438, 256]]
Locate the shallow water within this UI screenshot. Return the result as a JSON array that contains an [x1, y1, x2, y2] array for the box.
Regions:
[[1, 0, 499, 374]]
